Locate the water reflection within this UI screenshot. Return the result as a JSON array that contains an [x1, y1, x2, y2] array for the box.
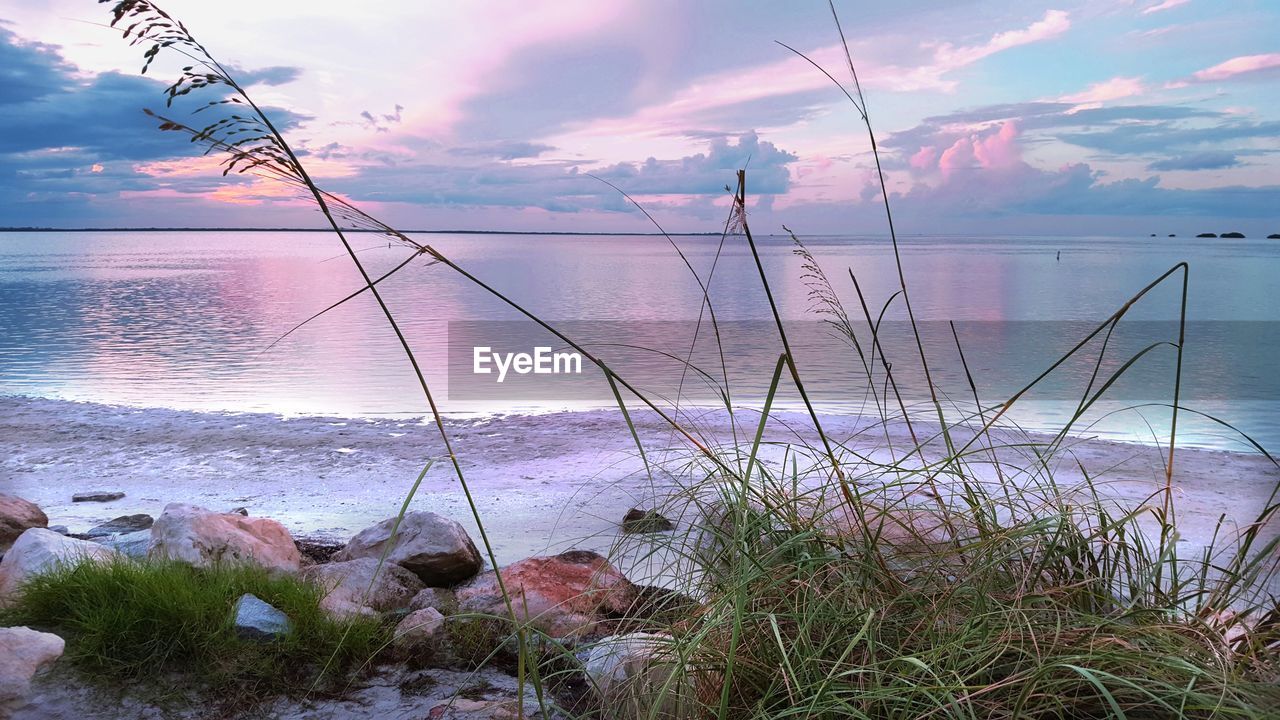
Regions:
[[0, 231, 1276, 451]]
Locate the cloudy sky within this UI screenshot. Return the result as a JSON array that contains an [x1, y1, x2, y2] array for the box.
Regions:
[[1, 0, 1277, 234]]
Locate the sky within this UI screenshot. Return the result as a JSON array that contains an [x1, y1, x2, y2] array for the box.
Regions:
[[0, 0, 1277, 235]]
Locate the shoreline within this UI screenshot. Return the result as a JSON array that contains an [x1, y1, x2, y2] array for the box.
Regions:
[[3, 394, 1276, 583]]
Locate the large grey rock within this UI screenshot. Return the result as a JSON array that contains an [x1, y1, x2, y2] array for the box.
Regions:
[[0, 494, 47, 552], [456, 550, 638, 638], [332, 512, 482, 586], [300, 557, 425, 619], [0, 627, 65, 717], [583, 633, 695, 719], [148, 503, 300, 573], [84, 514, 153, 539], [0, 529, 119, 608], [96, 530, 152, 559], [232, 593, 292, 641]]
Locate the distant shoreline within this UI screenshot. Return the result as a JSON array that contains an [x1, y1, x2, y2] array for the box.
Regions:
[[0, 227, 724, 236]]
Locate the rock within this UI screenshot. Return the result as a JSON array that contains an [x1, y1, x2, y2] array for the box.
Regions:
[[1196, 232, 1217, 238], [301, 557, 425, 618], [0, 529, 119, 607], [456, 550, 639, 638], [228, 507, 249, 516], [409, 587, 457, 614], [97, 529, 151, 559], [1168, 234, 1176, 237], [393, 607, 447, 653], [232, 593, 292, 641], [148, 503, 300, 573], [296, 537, 344, 566], [1220, 231, 1245, 238], [0, 627, 65, 716], [0, 494, 47, 552], [46, 525, 69, 536], [84, 514, 153, 539], [583, 632, 695, 719], [1268, 233, 1280, 239], [621, 508, 674, 534], [332, 512, 483, 586], [71, 491, 125, 503]]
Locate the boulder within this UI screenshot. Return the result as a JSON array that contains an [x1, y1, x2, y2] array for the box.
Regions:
[[408, 587, 456, 614], [0, 494, 47, 552], [332, 512, 482, 586], [84, 514, 153, 539], [0, 627, 65, 717], [1220, 231, 1245, 239], [0, 529, 118, 607], [1196, 232, 1217, 238], [71, 491, 125, 503], [233, 593, 292, 641], [583, 632, 696, 719], [393, 607, 447, 653], [455, 550, 639, 638], [148, 503, 300, 573], [1268, 233, 1280, 239], [97, 529, 152, 559], [621, 508, 674, 534], [301, 557, 425, 618]]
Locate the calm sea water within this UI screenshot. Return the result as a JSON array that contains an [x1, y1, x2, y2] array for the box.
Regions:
[[1, 231, 1277, 452]]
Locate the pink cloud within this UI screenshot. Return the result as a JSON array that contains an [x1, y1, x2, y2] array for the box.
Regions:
[[1058, 76, 1145, 104], [930, 10, 1071, 69], [1189, 53, 1280, 82], [1141, 0, 1190, 15], [924, 121, 1024, 179], [548, 10, 1073, 158]]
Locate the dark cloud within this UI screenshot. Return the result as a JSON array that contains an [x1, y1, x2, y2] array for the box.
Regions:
[[1147, 151, 1241, 171], [330, 132, 794, 213], [225, 64, 303, 87], [0, 28, 311, 226], [0, 28, 71, 104]]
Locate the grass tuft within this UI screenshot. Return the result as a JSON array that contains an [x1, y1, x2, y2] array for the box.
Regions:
[[0, 557, 389, 702]]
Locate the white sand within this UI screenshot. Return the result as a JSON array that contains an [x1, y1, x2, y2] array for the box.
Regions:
[[2, 395, 1276, 583]]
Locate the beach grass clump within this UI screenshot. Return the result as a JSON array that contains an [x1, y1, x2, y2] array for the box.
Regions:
[[616, 475, 1280, 720], [0, 557, 390, 699]]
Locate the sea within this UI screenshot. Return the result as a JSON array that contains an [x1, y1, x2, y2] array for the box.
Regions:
[[1, 230, 1277, 453]]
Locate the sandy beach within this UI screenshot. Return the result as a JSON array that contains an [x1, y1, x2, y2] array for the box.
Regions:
[[3, 394, 1276, 582]]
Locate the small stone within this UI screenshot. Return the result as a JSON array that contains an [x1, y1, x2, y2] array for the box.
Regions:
[[84, 514, 154, 538], [71, 491, 125, 503], [233, 593, 291, 641], [228, 507, 249, 516], [621, 508, 674, 534], [46, 526, 69, 536]]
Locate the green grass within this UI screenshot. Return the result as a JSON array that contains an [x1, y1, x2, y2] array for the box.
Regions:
[[0, 557, 390, 701]]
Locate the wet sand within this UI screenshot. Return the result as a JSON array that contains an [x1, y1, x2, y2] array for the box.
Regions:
[[2, 395, 1276, 585]]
